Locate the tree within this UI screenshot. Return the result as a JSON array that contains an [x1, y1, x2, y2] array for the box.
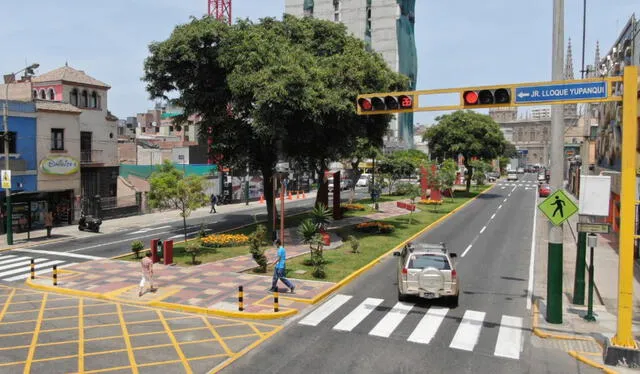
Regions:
[[148, 161, 207, 242], [142, 16, 406, 238], [249, 225, 268, 273], [438, 159, 458, 200], [378, 153, 415, 195], [469, 159, 491, 186], [423, 110, 508, 192], [131, 240, 144, 259], [184, 241, 202, 265]]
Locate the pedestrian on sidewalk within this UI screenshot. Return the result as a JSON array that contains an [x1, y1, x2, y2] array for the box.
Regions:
[[138, 252, 156, 297], [270, 239, 295, 293], [210, 194, 217, 213], [44, 210, 54, 238]]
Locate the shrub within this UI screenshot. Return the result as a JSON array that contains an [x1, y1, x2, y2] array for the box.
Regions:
[[201, 233, 249, 248], [184, 241, 202, 265], [311, 204, 332, 232], [348, 235, 360, 253], [198, 223, 207, 240], [341, 203, 366, 211], [310, 233, 326, 279], [249, 225, 267, 273], [394, 182, 417, 196], [131, 240, 144, 259], [354, 221, 395, 234]]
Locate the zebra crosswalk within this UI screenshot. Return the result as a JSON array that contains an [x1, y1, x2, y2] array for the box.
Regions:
[[298, 294, 525, 360], [0, 249, 101, 282]]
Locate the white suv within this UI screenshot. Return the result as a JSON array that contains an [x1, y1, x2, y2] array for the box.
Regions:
[[394, 242, 459, 307]]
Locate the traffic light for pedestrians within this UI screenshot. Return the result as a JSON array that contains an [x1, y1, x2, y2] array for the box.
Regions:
[[462, 88, 511, 108], [357, 94, 414, 114]]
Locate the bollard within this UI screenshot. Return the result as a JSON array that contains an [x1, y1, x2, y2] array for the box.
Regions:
[[273, 290, 279, 312], [296, 190, 300, 199], [238, 286, 244, 312], [30, 259, 35, 280], [53, 265, 58, 286]]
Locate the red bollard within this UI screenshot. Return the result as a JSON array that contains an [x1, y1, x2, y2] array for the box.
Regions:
[[163, 240, 174, 265], [150, 239, 159, 263]]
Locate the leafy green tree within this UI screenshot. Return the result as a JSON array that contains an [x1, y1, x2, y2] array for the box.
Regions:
[[423, 110, 508, 192], [142, 16, 406, 238], [249, 225, 268, 273], [378, 154, 415, 195], [185, 241, 203, 265], [469, 159, 492, 186], [438, 159, 458, 200], [148, 161, 207, 242]]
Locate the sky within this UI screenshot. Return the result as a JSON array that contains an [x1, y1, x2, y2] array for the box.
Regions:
[[0, 0, 637, 126]]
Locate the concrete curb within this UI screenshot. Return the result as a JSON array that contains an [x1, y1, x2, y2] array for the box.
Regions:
[[309, 185, 495, 305], [531, 300, 594, 341], [24, 276, 297, 320], [568, 351, 618, 374]]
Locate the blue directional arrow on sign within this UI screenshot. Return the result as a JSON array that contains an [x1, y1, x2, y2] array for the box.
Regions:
[[514, 81, 607, 104]]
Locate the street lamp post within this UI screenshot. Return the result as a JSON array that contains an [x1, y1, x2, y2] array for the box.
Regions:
[[3, 63, 39, 245]]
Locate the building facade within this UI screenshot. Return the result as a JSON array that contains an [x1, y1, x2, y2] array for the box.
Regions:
[[284, 0, 417, 148]]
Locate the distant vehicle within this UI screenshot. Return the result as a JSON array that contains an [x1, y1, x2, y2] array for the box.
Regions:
[[486, 171, 499, 182], [340, 179, 352, 190], [394, 242, 459, 306], [539, 184, 551, 197], [356, 175, 369, 187], [507, 172, 518, 181], [537, 173, 546, 183], [517, 167, 525, 174]]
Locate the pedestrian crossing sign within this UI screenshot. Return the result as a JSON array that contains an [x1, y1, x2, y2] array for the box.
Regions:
[[538, 189, 578, 226], [1, 170, 10, 189]]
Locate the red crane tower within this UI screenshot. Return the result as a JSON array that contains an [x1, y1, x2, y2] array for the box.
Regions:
[[208, 0, 232, 25]]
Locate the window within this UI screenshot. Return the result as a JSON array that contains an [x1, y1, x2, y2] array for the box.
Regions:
[[32, 90, 37, 99], [169, 126, 174, 132], [408, 254, 451, 270], [90, 91, 98, 108], [70, 89, 78, 106], [80, 90, 88, 107], [51, 128, 64, 150], [39, 89, 46, 99], [333, 0, 341, 21], [0, 132, 17, 154], [47, 88, 55, 101]]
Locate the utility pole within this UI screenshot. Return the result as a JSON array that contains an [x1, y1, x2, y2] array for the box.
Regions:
[[547, 0, 565, 324]]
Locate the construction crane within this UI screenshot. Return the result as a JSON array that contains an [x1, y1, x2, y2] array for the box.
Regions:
[[208, 0, 232, 25]]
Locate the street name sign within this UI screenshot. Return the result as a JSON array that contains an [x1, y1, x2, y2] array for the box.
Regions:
[[515, 81, 607, 104], [538, 190, 578, 226], [577, 223, 610, 234]]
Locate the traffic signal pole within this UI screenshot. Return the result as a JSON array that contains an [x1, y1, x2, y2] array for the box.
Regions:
[[546, 0, 565, 324]]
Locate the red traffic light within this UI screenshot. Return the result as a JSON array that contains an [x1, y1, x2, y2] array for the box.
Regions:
[[358, 98, 373, 111], [398, 95, 413, 109], [463, 91, 478, 105]]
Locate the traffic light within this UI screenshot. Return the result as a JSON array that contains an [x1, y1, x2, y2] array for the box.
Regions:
[[462, 88, 511, 107], [357, 95, 414, 113]]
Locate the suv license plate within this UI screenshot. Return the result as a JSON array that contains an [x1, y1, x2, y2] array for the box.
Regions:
[[421, 292, 436, 299]]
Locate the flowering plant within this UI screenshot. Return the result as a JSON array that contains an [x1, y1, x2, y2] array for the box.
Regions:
[[355, 221, 395, 234], [419, 199, 443, 205], [341, 203, 367, 211], [201, 233, 250, 248]]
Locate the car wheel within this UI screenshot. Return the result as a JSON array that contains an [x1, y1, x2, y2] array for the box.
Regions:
[[449, 294, 459, 308], [398, 289, 408, 302]]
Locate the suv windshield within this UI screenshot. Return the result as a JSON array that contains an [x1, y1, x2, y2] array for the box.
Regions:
[[408, 254, 451, 270]]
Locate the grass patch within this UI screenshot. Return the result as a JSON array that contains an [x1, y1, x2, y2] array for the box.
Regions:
[[272, 189, 486, 282], [119, 241, 252, 266]]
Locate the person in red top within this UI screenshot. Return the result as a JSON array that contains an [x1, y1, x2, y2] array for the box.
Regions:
[[138, 252, 156, 297]]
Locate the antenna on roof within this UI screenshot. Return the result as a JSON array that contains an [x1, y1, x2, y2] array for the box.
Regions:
[[65, 61, 69, 67]]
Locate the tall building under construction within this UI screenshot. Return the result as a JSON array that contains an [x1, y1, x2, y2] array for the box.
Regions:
[[284, 0, 418, 149]]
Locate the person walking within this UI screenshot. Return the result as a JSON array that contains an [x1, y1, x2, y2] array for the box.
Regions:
[[138, 252, 156, 297], [270, 239, 295, 293], [44, 211, 54, 238], [209, 194, 217, 213]]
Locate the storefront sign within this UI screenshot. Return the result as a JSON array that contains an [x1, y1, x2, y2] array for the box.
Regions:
[[39, 156, 79, 175]]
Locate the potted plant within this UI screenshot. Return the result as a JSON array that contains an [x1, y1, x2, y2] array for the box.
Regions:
[[131, 240, 144, 259], [310, 203, 332, 245]]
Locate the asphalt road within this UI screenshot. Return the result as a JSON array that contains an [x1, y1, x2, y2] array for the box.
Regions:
[[222, 175, 597, 374]]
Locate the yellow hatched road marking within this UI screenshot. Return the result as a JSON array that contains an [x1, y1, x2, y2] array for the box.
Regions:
[[37, 340, 78, 347], [0, 344, 29, 351], [78, 298, 84, 373], [0, 360, 25, 367], [201, 316, 234, 356], [83, 365, 132, 373], [167, 326, 208, 333], [133, 343, 174, 351], [43, 304, 79, 312], [31, 354, 77, 363], [187, 353, 228, 361], [84, 348, 127, 357], [137, 359, 183, 368], [157, 310, 192, 374], [128, 330, 167, 338], [84, 335, 122, 342], [116, 303, 139, 374], [83, 311, 117, 318], [39, 326, 77, 333], [0, 288, 16, 321], [247, 323, 265, 338], [23, 293, 47, 374]]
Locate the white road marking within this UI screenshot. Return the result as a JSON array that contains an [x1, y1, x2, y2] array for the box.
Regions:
[[407, 307, 449, 344], [449, 310, 486, 351], [461, 244, 473, 258], [333, 297, 383, 332], [0, 255, 23, 265], [369, 302, 413, 338], [0, 260, 64, 278], [498, 204, 503, 209], [527, 194, 538, 310], [0, 258, 48, 272], [11, 248, 103, 260], [503, 198, 507, 202], [501, 187, 506, 190], [4, 262, 77, 282], [299, 294, 352, 326], [127, 225, 172, 235], [490, 213, 496, 220], [494, 315, 524, 359], [479, 226, 486, 234]]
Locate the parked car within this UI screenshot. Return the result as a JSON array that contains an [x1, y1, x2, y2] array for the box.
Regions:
[[507, 172, 518, 181], [537, 173, 546, 183], [539, 184, 551, 197], [486, 172, 499, 182], [356, 175, 369, 187], [517, 167, 525, 174], [394, 242, 459, 306]]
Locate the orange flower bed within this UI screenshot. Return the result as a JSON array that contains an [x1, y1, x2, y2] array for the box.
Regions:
[[342, 203, 367, 211], [355, 221, 395, 234], [201, 233, 249, 248], [419, 199, 443, 205]]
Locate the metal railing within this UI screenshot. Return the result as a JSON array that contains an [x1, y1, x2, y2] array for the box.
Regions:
[[80, 149, 104, 164]]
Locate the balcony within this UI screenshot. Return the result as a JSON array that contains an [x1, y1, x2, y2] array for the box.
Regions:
[[81, 149, 104, 164]]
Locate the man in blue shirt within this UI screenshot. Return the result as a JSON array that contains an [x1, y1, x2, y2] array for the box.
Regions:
[[270, 239, 295, 293]]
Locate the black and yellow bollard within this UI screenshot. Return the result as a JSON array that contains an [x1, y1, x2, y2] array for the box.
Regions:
[[273, 290, 279, 312], [30, 259, 35, 280], [238, 286, 244, 312], [52, 265, 57, 286]]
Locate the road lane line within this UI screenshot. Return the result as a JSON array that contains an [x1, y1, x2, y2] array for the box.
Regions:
[[126, 225, 172, 235], [479, 226, 486, 234], [4, 262, 77, 282], [333, 297, 383, 332], [299, 294, 352, 326], [369, 302, 413, 338], [0, 255, 26, 266], [407, 307, 449, 344], [490, 213, 496, 220], [23, 293, 48, 373], [449, 310, 486, 351], [11, 248, 103, 260], [498, 204, 502, 210], [494, 315, 524, 359], [527, 194, 538, 310], [461, 244, 473, 258], [503, 198, 507, 202]]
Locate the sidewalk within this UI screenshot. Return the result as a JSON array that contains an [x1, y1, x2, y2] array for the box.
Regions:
[[0, 191, 318, 251], [27, 200, 412, 318], [533, 190, 640, 373]]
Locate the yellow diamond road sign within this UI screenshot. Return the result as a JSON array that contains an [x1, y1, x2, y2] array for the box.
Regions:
[[538, 189, 578, 226]]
